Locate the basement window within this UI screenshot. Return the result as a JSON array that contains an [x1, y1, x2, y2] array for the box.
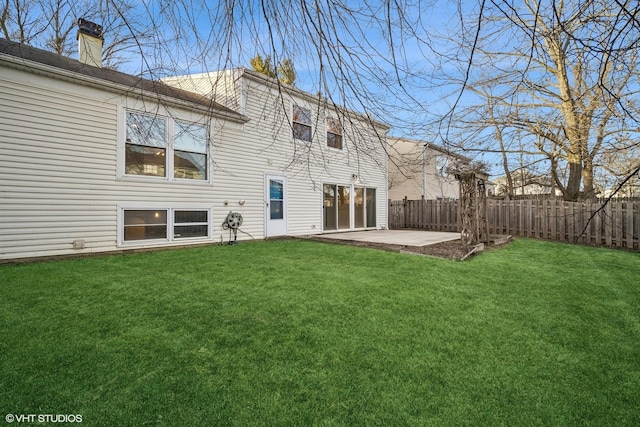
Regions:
[[174, 210, 208, 238], [123, 210, 168, 241], [122, 208, 210, 242]]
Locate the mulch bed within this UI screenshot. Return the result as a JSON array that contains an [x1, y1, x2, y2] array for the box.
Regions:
[[400, 239, 480, 260], [306, 232, 514, 260], [308, 237, 483, 260]]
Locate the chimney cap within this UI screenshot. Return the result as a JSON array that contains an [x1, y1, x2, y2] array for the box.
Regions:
[[77, 18, 103, 39]]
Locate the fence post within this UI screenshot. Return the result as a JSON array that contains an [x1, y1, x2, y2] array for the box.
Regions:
[[403, 196, 408, 229]]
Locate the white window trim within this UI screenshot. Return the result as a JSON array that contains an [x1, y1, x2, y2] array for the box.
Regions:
[[326, 116, 343, 150], [435, 155, 450, 178], [117, 105, 213, 185], [117, 204, 214, 247], [292, 103, 313, 143]]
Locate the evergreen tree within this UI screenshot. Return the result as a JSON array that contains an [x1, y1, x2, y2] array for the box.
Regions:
[[250, 54, 296, 85]]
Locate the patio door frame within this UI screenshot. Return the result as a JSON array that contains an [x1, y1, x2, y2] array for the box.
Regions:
[[323, 183, 377, 232]]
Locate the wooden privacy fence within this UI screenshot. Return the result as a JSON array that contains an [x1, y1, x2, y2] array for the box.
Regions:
[[388, 198, 640, 250]]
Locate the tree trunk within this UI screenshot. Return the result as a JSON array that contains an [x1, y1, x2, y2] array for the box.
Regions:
[[495, 123, 513, 197], [565, 159, 582, 201], [582, 160, 596, 199]]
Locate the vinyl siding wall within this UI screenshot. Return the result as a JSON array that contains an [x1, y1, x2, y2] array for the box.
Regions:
[[388, 138, 460, 201], [0, 66, 247, 260], [207, 72, 389, 237], [1, 65, 388, 261]]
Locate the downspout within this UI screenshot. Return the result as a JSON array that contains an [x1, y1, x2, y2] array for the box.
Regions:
[[423, 143, 429, 198]]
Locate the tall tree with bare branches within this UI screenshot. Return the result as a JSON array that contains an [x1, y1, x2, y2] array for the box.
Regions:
[[442, 0, 640, 200], [1, 0, 152, 68]]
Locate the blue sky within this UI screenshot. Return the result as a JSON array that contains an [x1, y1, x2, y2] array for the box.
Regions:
[[120, 0, 510, 176], [113, 0, 640, 188]]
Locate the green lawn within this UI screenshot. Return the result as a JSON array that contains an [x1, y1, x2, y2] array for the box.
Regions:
[[1, 238, 639, 426]]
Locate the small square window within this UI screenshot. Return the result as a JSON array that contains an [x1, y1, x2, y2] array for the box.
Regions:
[[293, 105, 312, 142]]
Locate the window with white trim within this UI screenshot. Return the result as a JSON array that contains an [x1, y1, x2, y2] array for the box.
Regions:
[[173, 210, 208, 238], [174, 121, 208, 180], [326, 117, 342, 149], [122, 209, 210, 242], [125, 111, 209, 181], [292, 105, 312, 142], [435, 155, 449, 177], [125, 112, 167, 177]]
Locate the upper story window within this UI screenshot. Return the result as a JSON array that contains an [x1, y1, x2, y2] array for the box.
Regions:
[[326, 117, 342, 149], [292, 105, 312, 142], [435, 155, 450, 177], [125, 111, 208, 181]]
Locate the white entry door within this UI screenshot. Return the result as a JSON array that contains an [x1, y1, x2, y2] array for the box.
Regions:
[[265, 175, 287, 237]]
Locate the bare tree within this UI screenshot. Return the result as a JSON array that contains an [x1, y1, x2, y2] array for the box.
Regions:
[[3, 0, 638, 198], [1, 0, 43, 44], [440, 0, 640, 201], [1, 0, 152, 68]]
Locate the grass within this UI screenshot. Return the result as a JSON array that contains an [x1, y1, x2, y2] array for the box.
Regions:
[[1, 238, 639, 426]]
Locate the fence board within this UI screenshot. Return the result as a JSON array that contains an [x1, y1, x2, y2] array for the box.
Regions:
[[594, 203, 602, 246], [604, 203, 612, 247], [626, 202, 634, 249], [389, 198, 639, 250]]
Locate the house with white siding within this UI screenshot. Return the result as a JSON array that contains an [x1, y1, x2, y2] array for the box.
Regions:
[[388, 137, 469, 200], [0, 28, 388, 261], [162, 69, 389, 238]]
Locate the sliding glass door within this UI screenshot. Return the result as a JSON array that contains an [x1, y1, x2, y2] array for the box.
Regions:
[[323, 184, 337, 230], [366, 188, 376, 227], [337, 186, 350, 229], [323, 184, 376, 231], [354, 188, 365, 228]]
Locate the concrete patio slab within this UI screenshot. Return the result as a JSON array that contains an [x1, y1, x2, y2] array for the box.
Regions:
[[313, 230, 460, 247]]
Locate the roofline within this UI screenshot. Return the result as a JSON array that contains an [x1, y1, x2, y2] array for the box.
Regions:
[[236, 68, 391, 131], [0, 40, 248, 124], [387, 136, 471, 162]]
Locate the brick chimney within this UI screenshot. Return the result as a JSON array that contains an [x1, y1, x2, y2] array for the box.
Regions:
[[77, 18, 103, 68]]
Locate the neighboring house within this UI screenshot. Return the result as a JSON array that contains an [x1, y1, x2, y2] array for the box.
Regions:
[[387, 137, 472, 200], [483, 179, 497, 197], [0, 32, 388, 261], [493, 168, 563, 197]]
